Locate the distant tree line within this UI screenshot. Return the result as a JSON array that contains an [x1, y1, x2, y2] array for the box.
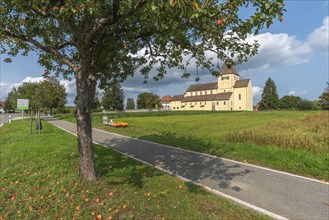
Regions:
[[126, 98, 135, 110], [259, 78, 328, 111], [88, 79, 163, 111], [4, 76, 67, 114], [319, 82, 329, 110], [137, 93, 162, 109]]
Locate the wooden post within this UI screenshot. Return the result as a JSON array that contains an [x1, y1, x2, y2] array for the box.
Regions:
[[30, 109, 33, 134], [38, 109, 41, 134]]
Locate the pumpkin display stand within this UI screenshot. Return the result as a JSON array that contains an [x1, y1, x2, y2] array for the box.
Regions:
[[103, 116, 128, 128], [109, 121, 128, 128]]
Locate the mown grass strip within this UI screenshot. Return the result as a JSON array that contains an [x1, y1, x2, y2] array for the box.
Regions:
[[0, 119, 269, 220]]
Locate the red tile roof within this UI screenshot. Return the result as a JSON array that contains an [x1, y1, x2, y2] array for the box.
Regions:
[[160, 95, 173, 102]]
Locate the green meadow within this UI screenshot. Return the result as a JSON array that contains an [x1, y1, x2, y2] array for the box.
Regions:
[[58, 110, 329, 180], [0, 120, 268, 220]]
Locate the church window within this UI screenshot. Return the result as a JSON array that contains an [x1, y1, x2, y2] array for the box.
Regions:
[[239, 94, 241, 100], [224, 101, 226, 105]]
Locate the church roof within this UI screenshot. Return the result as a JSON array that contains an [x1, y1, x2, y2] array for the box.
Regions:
[[182, 94, 216, 102], [186, 82, 218, 92], [234, 79, 250, 88], [213, 92, 233, 100], [181, 92, 232, 102], [220, 59, 239, 76], [171, 95, 184, 101]]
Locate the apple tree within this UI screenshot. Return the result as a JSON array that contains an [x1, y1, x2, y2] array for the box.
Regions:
[[0, 0, 285, 180]]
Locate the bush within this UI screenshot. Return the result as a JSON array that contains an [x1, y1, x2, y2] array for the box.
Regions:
[[297, 100, 314, 110]]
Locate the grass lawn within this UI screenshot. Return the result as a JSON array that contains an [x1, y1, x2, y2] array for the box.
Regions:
[[0, 120, 269, 220], [57, 110, 329, 181]]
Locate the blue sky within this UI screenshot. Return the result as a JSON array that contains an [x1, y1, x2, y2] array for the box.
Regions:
[[1, 0, 328, 106]]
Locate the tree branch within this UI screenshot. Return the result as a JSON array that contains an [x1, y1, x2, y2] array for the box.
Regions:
[[3, 30, 77, 69], [86, 0, 147, 43]]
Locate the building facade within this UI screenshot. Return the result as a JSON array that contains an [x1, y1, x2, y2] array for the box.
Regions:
[[160, 95, 173, 110], [170, 60, 253, 111]]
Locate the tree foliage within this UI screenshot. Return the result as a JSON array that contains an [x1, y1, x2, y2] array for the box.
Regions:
[[126, 98, 135, 110], [279, 95, 317, 110], [0, 0, 285, 180], [17, 82, 45, 110], [259, 78, 279, 110], [319, 82, 329, 110], [296, 99, 314, 110], [137, 92, 162, 109], [91, 91, 101, 111], [5, 79, 67, 112], [279, 95, 302, 110], [101, 80, 124, 111], [4, 87, 18, 112], [41, 76, 67, 114]]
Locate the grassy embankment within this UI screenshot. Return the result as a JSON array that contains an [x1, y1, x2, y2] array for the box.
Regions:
[[0, 120, 268, 220], [57, 110, 329, 180]]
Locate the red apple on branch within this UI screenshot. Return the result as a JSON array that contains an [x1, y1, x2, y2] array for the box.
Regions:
[[216, 19, 223, 25]]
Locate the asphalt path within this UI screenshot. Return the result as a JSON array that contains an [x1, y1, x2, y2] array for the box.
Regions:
[[44, 117, 329, 220], [0, 112, 21, 126]]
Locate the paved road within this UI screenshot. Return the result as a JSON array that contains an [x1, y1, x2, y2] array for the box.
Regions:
[[0, 112, 21, 126], [45, 117, 329, 220]]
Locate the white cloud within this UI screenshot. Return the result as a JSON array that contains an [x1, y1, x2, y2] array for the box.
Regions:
[[60, 79, 75, 95], [253, 86, 263, 98], [239, 33, 311, 75], [307, 16, 329, 52], [288, 90, 308, 97], [0, 82, 12, 101], [239, 16, 329, 75], [59, 79, 76, 105], [21, 76, 44, 83]]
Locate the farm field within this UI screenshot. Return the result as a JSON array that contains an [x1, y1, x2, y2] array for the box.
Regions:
[[57, 110, 329, 180], [0, 120, 268, 220]]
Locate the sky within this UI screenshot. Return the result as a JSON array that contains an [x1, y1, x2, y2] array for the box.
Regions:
[[0, 0, 328, 106]]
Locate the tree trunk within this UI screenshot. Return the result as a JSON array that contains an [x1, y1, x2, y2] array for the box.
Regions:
[[74, 66, 97, 181]]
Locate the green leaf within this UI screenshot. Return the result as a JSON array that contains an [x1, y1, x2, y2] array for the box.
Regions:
[[4, 58, 12, 63]]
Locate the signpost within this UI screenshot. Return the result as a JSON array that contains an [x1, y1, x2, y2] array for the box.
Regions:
[[17, 99, 29, 120]]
